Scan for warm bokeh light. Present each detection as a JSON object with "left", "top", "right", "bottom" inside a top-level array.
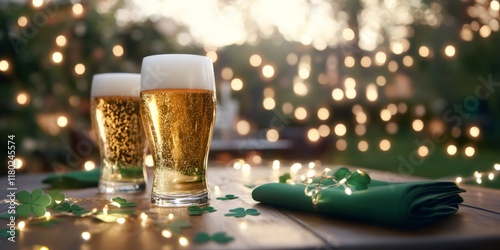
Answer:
[
  {"left": 318, "top": 124, "right": 330, "bottom": 137},
  {"left": 446, "top": 144, "right": 457, "bottom": 156},
  {"left": 380, "top": 109, "right": 391, "bottom": 121},
  {"left": 366, "top": 84, "right": 378, "bottom": 102},
  {"left": 221, "top": 67, "right": 233, "bottom": 80},
  {"left": 345, "top": 88, "right": 357, "bottom": 99},
  {"left": 81, "top": 232, "right": 91, "bottom": 241},
  {"left": 412, "top": 119, "right": 424, "bottom": 132},
  {"left": 266, "top": 129, "right": 279, "bottom": 142},
  {"left": 344, "top": 77, "right": 356, "bottom": 89},
  {"left": 402, "top": 55, "right": 413, "bottom": 67},
  {"left": 376, "top": 76, "right": 386, "bottom": 86},
  {"left": 444, "top": 45, "right": 456, "bottom": 57},
  {"left": 145, "top": 154, "right": 154, "bottom": 167},
  {"left": 334, "top": 123, "right": 347, "bottom": 136},
  {"left": 263, "top": 97, "right": 275, "bottom": 110},
  {"left": 32, "top": 0, "right": 43, "bottom": 8},
  {"left": 418, "top": 146, "right": 429, "bottom": 157},
  {"left": 379, "top": 139, "right": 391, "bottom": 151},
  {"left": 52, "top": 52, "right": 63, "bottom": 64},
  {"left": 262, "top": 65, "right": 275, "bottom": 78},
  {"left": 374, "top": 51, "right": 387, "bottom": 65},
  {"left": 307, "top": 128, "right": 320, "bottom": 142},
  {"left": 469, "top": 126, "right": 480, "bottom": 138},
  {"left": 336, "top": 139, "right": 347, "bottom": 151},
  {"left": 331, "top": 88, "right": 344, "bottom": 101},
  {"left": 74, "top": 63, "right": 86, "bottom": 75},
  {"left": 17, "top": 16, "right": 28, "bottom": 27},
  {"left": 231, "top": 78, "right": 243, "bottom": 91},
  {"left": 356, "top": 112, "right": 367, "bottom": 124},
  {"left": 72, "top": 3, "right": 84, "bottom": 16},
  {"left": 206, "top": 51, "right": 217, "bottom": 62},
  {"left": 17, "top": 92, "right": 30, "bottom": 105},
  {"left": 0, "top": 60, "right": 9, "bottom": 71},
  {"left": 358, "top": 140, "right": 369, "bottom": 152},
  {"left": 355, "top": 124, "right": 366, "bottom": 136},
  {"left": 294, "top": 107, "right": 307, "bottom": 120},
  {"left": 342, "top": 28, "right": 355, "bottom": 41},
  {"left": 387, "top": 61, "right": 398, "bottom": 72},
  {"left": 398, "top": 103, "right": 408, "bottom": 114},
  {"left": 293, "top": 81, "right": 308, "bottom": 96},
  {"left": 479, "top": 25, "right": 491, "bottom": 38},
  {"left": 249, "top": 54, "right": 262, "bottom": 67},
  {"left": 464, "top": 146, "right": 475, "bottom": 157},
  {"left": 344, "top": 56, "right": 355, "bottom": 67},
  {"left": 317, "top": 108, "right": 330, "bottom": 120},
  {"left": 386, "top": 122, "right": 398, "bottom": 134},
  {"left": 56, "top": 35, "right": 67, "bottom": 47},
  {"left": 236, "top": 120, "right": 251, "bottom": 135},
  {"left": 57, "top": 116, "right": 68, "bottom": 127},
  {"left": 84, "top": 160, "right": 96, "bottom": 171},
  {"left": 419, "top": 45, "right": 430, "bottom": 57},
  {"left": 282, "top": 102, "right": 293, "bottom": 115},
  {"left": 113, "top": 45, "right": 124, "bottom": 57},
  {"left": 263, "top": 87, "right": 274, "bottom": 98},
  {"left": 360, "top": 56, "right": 372, "bottom": 67}
]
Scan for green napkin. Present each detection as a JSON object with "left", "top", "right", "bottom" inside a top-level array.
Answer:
[
  {"left": 252, "top": 180, "right": 465, "bottom": 228},
  {"left": 42, "top": 168, "right": 100, "bottom": 188}
]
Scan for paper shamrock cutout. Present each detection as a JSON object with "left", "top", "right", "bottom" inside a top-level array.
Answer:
[
  {"left": 187, "top": 206, "right": 217, "bottom": 216},
  {"left": 216, "top": 194, "right": 238, "bottom": 201},
  {"left": 111, "top": 197, "right": 136, "bottom": 207},
  {"left": 194, "top": 232, "right": 234, "bottom": 244},
  {"left": 16, "top": 189, "right": 52, "bottom": 217},
  {"left": 55, "top": 202, "right": 90, "bottom": 215},
  {"left": 224, "top": 207, "right": 260, "bottom": 218}
]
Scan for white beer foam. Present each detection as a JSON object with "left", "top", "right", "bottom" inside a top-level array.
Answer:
[
  {"left": 91, "top": 73, "right": 141, "bottom": 97},
  {"left": 141, "top": 54, "right": 215, "bottom": 91}
]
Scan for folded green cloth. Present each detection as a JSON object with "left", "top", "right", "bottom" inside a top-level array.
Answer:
[
  {"left": 252, "top": 179, "right": 465, "bottom": 228},
  {"left": 42, "top": 168, "right": 100, "bottom": 188}
]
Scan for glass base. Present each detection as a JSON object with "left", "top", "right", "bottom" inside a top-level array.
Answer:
[
  {"left": 151, "top": 191, "right": 209, "bottom": 207},
  {"left": 99, "top": 180, "right": 146, "bottom": 194}
]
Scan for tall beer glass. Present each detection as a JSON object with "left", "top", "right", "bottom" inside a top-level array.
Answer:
[
  {"left": 140, "top": 54, "right": 216, "bottom": 207},
  {"left": 90, "top": 73, "right": 147, "bottom": 194}
]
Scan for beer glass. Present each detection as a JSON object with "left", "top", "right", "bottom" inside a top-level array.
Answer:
[
  {"left": 90, "top": 73, "right": 147, "bottom": 194},
  {"left": 140, "top": 54, "right": 216, "bottom": 207}
]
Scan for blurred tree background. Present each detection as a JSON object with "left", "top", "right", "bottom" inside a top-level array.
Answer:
[{"left": 1, "top": 0, "right": 499, "bottom": 189}]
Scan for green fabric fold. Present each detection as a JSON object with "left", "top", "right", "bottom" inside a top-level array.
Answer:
[
  {"left": 252, "top": 179, "right": 465, "bottom": 228},
  {"left": 42, "top": 168, "right": 100, "bottom": 189}
]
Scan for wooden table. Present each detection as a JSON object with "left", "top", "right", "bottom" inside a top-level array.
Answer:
[{"left": 1, "top": 165, "right": 500, "bottom": 250}]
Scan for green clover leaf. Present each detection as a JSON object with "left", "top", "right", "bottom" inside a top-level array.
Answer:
[
  {"left": 333, "top": 167, "right": 351, "bottom": 180},
  {"left": 16, "top": 189, "right": 51, "bottom": 217},
  {"left": 47, "top": 190, "right": 65, "bottom": 208},
  {"left": 216, "top": 194, "right": 239, "bottom": 201},
  {"left": 111, "top": 197, "right": 136, "bottom": 208},
  {"left": 279, "top": 173, "right": 292, "bottom": 183},
  {"left": 194, "top": 232, "right": 234, "bottom": 244},
  {"left": 55, "top": 202, "right": 90, "bottom": 215},
  {"left": 187, "top": 206, "right": 217, "bottom": 216},
  {"left": 224, "top": 207, "right": 260, "bottom": 218}
]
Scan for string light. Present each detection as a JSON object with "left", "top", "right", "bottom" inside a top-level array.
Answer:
[
  {"left": 72, "top": 3, "right": 84, "bottom": 16},
  {"left": 112, "top": 45, "right": 124, "bottom": 57},
  {"left": 231, "top": 78, "right": 243, "bottom": 91},
  {"left": 81, "top": 232, "right": 91, "bottom": 241},
  {"left": 262, "top": 65, "right": 275, "bottom": 78},
  {"left": 17, "top": 16, "right": 28, "bottom": 27}
]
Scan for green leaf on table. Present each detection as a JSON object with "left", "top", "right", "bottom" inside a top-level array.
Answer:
[
  {"left": 243, "top": 184, "right": 256, "bottom": 189},
  {"left": 224, "top": 207, "right": 260, "bottom": 218},
  {"left": 279, "top": 173, "right": 292, "bottom": 183},
  {"left": 16, "top": 189, "right": 52, "bottom": 217},
  {"left": 216, "top": 194, "right": 239, "bottom": 201},
  {"left": 194, "top": 232, "right": 234, "bottom": 244},
  {"left": 47, "top": 190, "right": 65, "bottom": 208},
  {"left": 56, "top": 202, "right": 72, "bottom": 212},
  {"left": 111, "top": 197, "right": 136, "bottom": 208},
  {"left": 187, "top": 206, "right": 217, "bottom": 216},
  {"left": 168, "top": 220, "right": 192, "bottom": 234},
  {"left": 70, "top": 204, "right": 90, "bottom": 215},
  {"left": 0, "top": 228, "right": 18, "bottom": 239}
]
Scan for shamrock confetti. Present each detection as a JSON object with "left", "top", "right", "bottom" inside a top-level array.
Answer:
[
  {"left": 55, "top": 202, "right": 90, "bottom": 215},
  {"left": 187, "top": 206, "right": 217, "bottom": 216},
  {"left": 333, "top": 167, "right": 371, "bottom": 190},
  {"left": 224, "top": 207, "right": 260, "bottom": 218},
  {"left": 16, "top": 189, "right": 52, "bottom": 217},
  {"left": 216, "top": 194, "right": 239, "bottom": 201},
  {"left": 111, "top": 197, "right": 136, "bottom": 207},
  {"left": 194, "top": 232, "right": 234, "bottom": 244},
  {"left": 164, "top": 220, "right": 192, "bottom": 234}
]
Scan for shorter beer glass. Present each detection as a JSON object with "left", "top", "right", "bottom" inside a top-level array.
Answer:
[
  {"left": 90, "top": 73, "right": 147, "bottom": 193},
  {"left": 140, "top": 54, "right": 216, "bottom": 207}
]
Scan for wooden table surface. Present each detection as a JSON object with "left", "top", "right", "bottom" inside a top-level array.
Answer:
[{"left": 1, "top": 164, "right": 500, "bottom": 250}]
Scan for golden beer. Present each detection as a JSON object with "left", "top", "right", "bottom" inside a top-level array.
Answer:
[
  {"left": 90, "top": 73, "right": 146, "bottom": 193},
  {"left": 140, "top": 89, "right": 215, "bottom": 199},
  {"left": 140, "top": 54, "right": 216, "bottom": 206}
]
